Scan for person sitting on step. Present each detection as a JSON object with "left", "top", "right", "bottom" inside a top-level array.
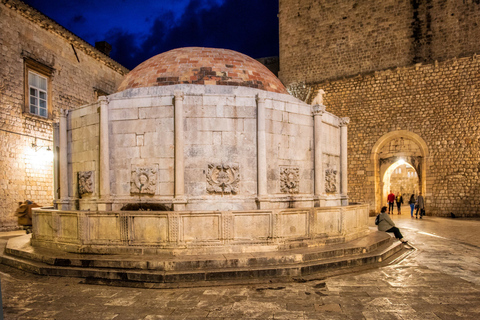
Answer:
[{"left": 377, "top": 206, "right": 408, "bottom": 243}]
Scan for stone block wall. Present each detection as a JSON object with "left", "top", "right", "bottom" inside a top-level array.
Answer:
[
  {"left": 265, "top": 97, "right": 315, "bottom": 196},
  {"left": 69, "top": 103, "right": 100, "bottom": 200},
  {"left": 107, "top": 94, "right": 175, "bottom": 200},
  {"left": 314, "top": 56, "right": 480, "bottom": 217},
  {"left": 183, "top": 93, "right": 257, "bottom": 205},
  {"left": 0, "top": 0, "right": 126, "bottom": 230},
  {"left": 64, "top": 85, "right": 346, "bottom": 212},
  {"left": 279, "top": 0, "right": 480, "bottom": 85}
]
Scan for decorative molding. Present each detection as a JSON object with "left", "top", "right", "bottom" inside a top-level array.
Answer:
[
  {"left": 169, "top": 212, "right": 179, "bottom": 242},
  {"left": 119, "top": 213, "right": 129, "bottom": 242},
  {"left": 286, "top": 82, "right": 312, "bottom": 102},
  {"left": 206, "top": 163, "right": 240, "bottom": 194},
  {"left": 130, "top": 166, "right": 157, "bottom": 194},
  {"left": 256, "top": 92, "right": 267, "bottom": 103},
  {"left": 339, "top": 117, "right": 350, "bottom": 127},
  {"left": 78, "top": 171, "right": 94, "bottom": 195},
  {"left": 325, "top": 168, "right": 338, "bottom": 193},
  {"left": 312, "top": 104, "right": 326, "bottom": 116},
  {"left": 280, "top": 167, "right": 300, "bottom": 194},
  {"left": 223, "top": 212, "right": 233, "bottom": 241},
  {"left": 174, "top": 90, "right": 184, "bottom": 101}
]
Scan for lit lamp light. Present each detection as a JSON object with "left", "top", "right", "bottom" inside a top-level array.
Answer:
[
  {"left": 398, "top": 158, "right": 405, "bottom": 165},
  {"left": 31, "top": 139, "right": 52, "bottom": 152},
  {"left": 29, "top": 139, "right": 54, "bottom": 169}
]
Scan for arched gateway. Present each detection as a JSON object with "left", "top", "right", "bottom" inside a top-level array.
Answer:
[{"left": 371, "top": 131, "right": 429, "bottom": 213}]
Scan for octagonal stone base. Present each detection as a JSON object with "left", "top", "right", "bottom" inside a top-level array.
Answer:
[{"left": 32, "top": 204, "right": 369, "bottom": 255}]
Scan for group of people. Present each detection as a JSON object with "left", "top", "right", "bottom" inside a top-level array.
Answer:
[
  {"left": 378, "top": 191, "right": 426, "bottom": 244},
  {"left": 386, "top": 191, "right": 425, "bottom": 219}
]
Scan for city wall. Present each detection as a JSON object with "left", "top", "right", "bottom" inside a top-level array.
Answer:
[{"left": 313, "top": 56, "right": 480, "bottom": 216}]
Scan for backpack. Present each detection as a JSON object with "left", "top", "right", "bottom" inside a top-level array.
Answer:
[{"left": 375, "top": 214, "right": 380, "bottom": 225}]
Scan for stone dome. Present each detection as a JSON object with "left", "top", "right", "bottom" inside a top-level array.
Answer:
[{"left": 117, "top": 47, "right": 287, "bottom": 94}]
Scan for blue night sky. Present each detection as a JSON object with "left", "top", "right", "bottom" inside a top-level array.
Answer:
[{"left": 21, "top": 0, "right": 279, "bottom": 70}]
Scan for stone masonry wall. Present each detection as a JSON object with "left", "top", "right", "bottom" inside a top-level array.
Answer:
[
  {"left": 314, "top": 56, "right": 480, "bottom": 217},
  {"left": 0, "top": 1, "right": 126, "bottom": 230},
  {"left": 279, "top": 0, "right": 480, "bottom": 85}
]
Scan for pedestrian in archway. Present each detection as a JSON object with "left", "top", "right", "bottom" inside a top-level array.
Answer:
[
  {"left": 387, "top": 191, "right": 395, "bottom": 214},
  {"left": 396, "top": 193, "right": 403, "bottom": 215},
  {"left": 377, "top": 206, "right": 408, "bottom": 243},
  {"left": 408, "top": 194, "right": 415, "bottom": 217},
  {"left": 416, "top": 192, "right": 425, "bottom": 219}
]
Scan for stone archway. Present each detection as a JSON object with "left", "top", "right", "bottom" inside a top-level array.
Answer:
[
  {"left": 382, "top": 160, "right": 420, "bottom": 205},
  {"left": 371, "top": 131, "right": 428, "bottom": 213}
]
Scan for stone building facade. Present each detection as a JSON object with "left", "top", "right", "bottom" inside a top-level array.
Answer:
[
  {"left": 0, "top": 0, "right": 127, "bottom": 230},
  {"left": 279, "top": 0, "right": 480, "bottom": 216}
]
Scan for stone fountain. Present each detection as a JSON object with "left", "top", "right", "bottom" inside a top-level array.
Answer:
[{"left": 31, "top": 48, "right": 369, "bottom": 256}]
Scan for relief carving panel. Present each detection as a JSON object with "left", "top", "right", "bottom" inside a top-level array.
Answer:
[
  {"left": 78, "top": 171, "right": 94, "bottom": 195},
  {"left": 131, "top": 166, "right": 157, "bottom": 194},
  {"left": 280, "top": 167, "right": 299, "bottom": 194},
  {"left": 325, "top": 168, "right": 337, "bottom": 194},
  {"left": 206, "top": 163, "right": 240, "bottom": 194}
]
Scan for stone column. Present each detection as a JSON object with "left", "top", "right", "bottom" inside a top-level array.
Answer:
[
  {"left": 58, "top": 109, "right": 69, "bottom": 210},
  {"left": 98, "top": 96, "right": 112, "bottom": 211},
  {"left": 340, "top": 117, "right": 350, "bottom": 206},
  {"left": 173, "top": 91, "right": 186, "bottom": 210},
  {"left": 52, "top": 123, "right": 60, "bottom": 202},
  {"left": 256, "top": 94, "right": 268, "bottom": 208},
  {"left": 313, "top": 104, "right": 326, "bottom": 206}
]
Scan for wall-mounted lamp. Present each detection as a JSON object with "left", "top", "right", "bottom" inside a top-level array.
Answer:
[{"left": 31, "top": 138, "right": 52, "bottom": 152}]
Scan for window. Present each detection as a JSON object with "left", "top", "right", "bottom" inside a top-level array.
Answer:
[
  {"left": 28, "top": 71, "right": 48, "bottom": 117},
  {"left": 24, "top": 58, "right": 53, "bottom": 119}
]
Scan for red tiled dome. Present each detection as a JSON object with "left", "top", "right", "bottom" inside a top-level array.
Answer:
[{"left": 117, "top": 47, "right": 287, "bottom": 94}]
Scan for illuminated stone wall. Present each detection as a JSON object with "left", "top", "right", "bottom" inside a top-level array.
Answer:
[
  {"left": 279, "top": 0, "right": 480, "bottom": 217},
  {"left": 0, "top": 0, "right": 127, "bottom": 230},
  {"left": 312, "top": 57, "right": 480, "bottom": 217},
  {"left": 279, "top": 0, "right": 480, "bottom": 86}
]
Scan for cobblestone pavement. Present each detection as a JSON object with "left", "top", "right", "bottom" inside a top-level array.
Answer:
[{"left": 1, "top": 212, "right": 480, "bottom": 319}]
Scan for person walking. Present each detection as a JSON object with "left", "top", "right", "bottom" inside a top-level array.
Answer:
[
  {"left": 415, "top": 192, "right": 425, "bottom": 219},
  {"left": 408, "top": 194, "right": 415, "bottom": 218},
  {"left": 396, "top": 193, "right": 403, "bottom": 215},
  {"left": 387, "top": 191, "right": 395, "bottom": 214},
  {"left": 377, "top": 206, "right": 407, "bottom": 243}
]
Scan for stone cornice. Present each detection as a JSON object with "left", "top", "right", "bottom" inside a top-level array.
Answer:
[{"left": 2, "top": 0, "right": 129, "bottom": 76}]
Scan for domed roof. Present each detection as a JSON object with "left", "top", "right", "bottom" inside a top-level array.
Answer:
[{"left": 117, "top": 47, "right": 287, "bottom": 94}]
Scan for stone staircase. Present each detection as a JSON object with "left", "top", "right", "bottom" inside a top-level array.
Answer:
[{"left": 1, "top": 231, "right": 404, "bottom": 287}]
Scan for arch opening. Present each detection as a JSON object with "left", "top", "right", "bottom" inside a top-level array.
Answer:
[
  {"left": 371, "top": 131, "right": 428, "bottom": 213},
  {"left": 382, "top": 160, "right": 419, "bottom": 205}
]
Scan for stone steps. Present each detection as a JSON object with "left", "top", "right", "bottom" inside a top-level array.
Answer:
[{"left": 0, "top": 231, "right": 404, "bottom": 285}]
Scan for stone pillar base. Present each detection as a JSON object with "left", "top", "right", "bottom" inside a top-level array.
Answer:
[
  {"left": 54, "top": 199, "right": 70, "bottom": 211},
  {"left": 341, "top": 196, "right": 349, "bottom": 206},
  {"left": 256, "top": 196, "right": 272, "bottom": 210},
  {"left": 97, "top": 201, "right": 112, "bottom": 211},
  {"left": 314, "top": 195, "right": 327, "bottom": 207},
  {"left": 173, "top": 198, "right": 187, "bottom": 211}
]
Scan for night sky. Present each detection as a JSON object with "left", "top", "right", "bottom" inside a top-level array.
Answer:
[{"left": 21, "top": 0, "right": 279, "bottom": 70}]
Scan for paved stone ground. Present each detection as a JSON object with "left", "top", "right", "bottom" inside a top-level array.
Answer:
[{"left": 1, "top": 210, "right": 479, "bottom": 319}]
